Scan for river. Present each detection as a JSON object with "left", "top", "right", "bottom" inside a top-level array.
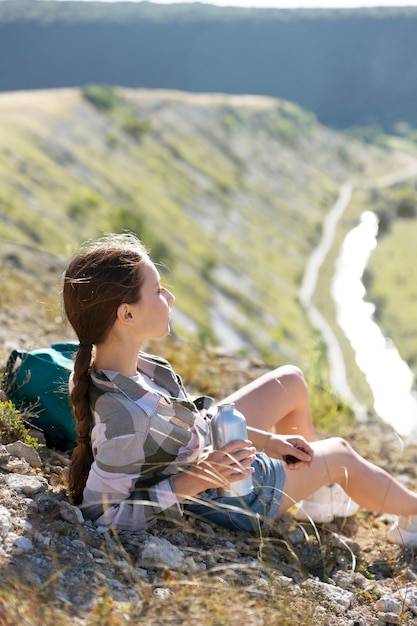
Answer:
[
  {"left": 331, "top": 211, "right": 417, "bottom": 438},
  {"left": 300, "top": 156, "right": 417, "bottom": 439}
]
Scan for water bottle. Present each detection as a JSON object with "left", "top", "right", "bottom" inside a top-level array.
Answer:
[{"left": 210, "top": 402, "right": 254, "bottom": 497}]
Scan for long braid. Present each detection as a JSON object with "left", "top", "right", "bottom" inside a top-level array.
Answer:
[{"left": 68, "top": 344, "right": 94, "bottom": 504}]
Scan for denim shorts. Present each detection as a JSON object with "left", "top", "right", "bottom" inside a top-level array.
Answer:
[{"left": 185, "top": 452, "right": 285, "bottom": 531}]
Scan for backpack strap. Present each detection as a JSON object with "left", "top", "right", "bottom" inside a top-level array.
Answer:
[{"left": 3, "top": 349, "right": 26, "bottom": 396}]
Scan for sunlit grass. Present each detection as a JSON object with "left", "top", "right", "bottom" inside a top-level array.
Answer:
[{"left": 367, "top": 216, "right": 417, "bottom": 372}]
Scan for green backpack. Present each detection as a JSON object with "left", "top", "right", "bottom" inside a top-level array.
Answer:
[{"left": 4, "top": 342, "right": 79, "bottom": 451}]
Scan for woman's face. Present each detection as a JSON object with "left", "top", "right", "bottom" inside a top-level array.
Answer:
[{"left": 132, "top": 258, "right": 175, "bottom": 340}]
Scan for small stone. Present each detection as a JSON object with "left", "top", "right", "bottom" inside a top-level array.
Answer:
[
  {"left": 196, "top": 521, "right": 216, "bottom": 536},
  {"left": 374, "top": 596, "right": 402, "bottom": 615},
  {"left": 376, "top": 612, "right": 401, "bottom": 625},
  {"left": 6, "top": 474, "right": 48, "bottom": 496},
  {"left": 394, "top": 584, "right": 417, "bottom": 615},
  {"left": 59, "top": 502, "right": 84, "bottom": 524},
  {"left": 153, "top": 587, "right": 173, "bottom": 601},
  {"left": 24, "top": 571, "right": 42, "bottom": 586},
  {"left": 0, "top": 445, "right": 11, "bottom": 465},
  {"left": 6, "top": 441, "right": 42, "bottom": 468},
  {"left": 0, "top": 505, "right": 12, "bottom": 538},
  {"left": 7, "top": 535, "right": 33, "bottom": 555},
  {"left": 90, "top": 548, "right": 108, "bottom": 560},
  {"left": 275, "top": 575, "right": 293, "bottom": 588},
  {"left": 302, "top": 578, "right": 352, "bottom": 612},
  {"left": 13, "top": 518, "right": 32, "bottom": 533},
  {"left": 141, "top": 537, "right": 186, "bottom": 569},
  {"left": 287, "top": 527, "right": 305, "bottom": 544},
  {"left": 332, "top": 571, "right": 355, "bottom": 589},
  {"left": 3, "top": 458, "right": 30, "bottom": 473}
]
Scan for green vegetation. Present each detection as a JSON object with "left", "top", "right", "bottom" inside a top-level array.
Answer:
[
  {"left": 0, "top": 86, "right": 407, "bottom": 388},
  {"left": 81, "top": 85, "right": 120, "bottom": 112},
  {"left": 0, "top": 400, "right": 38, "bottom": 447},
  {"left": 366, "top": 181, "right": 417, "bottom": 373},
  {"left": 345, "top": 125, "right": 390, "bottom": 148},
  {"left": 121, "top": 113, "right": 151, "bottom": 142},
  {"left": 0, "top": 88, "right": 415, "bottom": 622},
  {"left": 2, "top": 3, "right": 417, "bottom": 132}
]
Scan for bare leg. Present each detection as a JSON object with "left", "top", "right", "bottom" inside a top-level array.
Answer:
[
  {"left": 279, "top": 437, "right": 417, "bottom": 517},
  {"left": 220, "top": 365, "right": 316, "bottom": 441}
]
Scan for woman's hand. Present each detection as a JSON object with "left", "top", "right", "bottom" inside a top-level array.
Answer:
[
  {"left": 199, "top": 439, "right": 256, "bottom": 487},
  {"left": 173, "top": 440, "right": 256, "bottom": 501},
  {"left": 260, "top": 432, "right": 313, "bottom": 469}
]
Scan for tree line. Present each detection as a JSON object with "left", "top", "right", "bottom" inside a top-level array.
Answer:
[{"left": 1, "top": 1, "right": 417, "bottom": 132}]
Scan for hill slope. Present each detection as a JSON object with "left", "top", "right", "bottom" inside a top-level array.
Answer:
[{"left": 0, "top": 86, "right": 404, "bottom": 372}]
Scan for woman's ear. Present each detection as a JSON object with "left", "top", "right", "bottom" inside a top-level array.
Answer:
[{"left": 116, "top": 303, "right": 134, "bottom": 324}]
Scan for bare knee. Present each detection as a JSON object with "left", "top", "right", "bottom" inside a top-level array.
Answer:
[
  {"left": 319, "top": 436, "right": 360, "bottom": 484},
  {"left": 272, "top": 365, "right": 309, "bottom": 402},
  {"left": 327, "top": 436, "right": 355, "bottom": 455}
]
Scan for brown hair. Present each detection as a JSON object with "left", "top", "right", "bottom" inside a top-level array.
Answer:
[{"left": 63, "top": 233, "right": 148, "bottom": 504}]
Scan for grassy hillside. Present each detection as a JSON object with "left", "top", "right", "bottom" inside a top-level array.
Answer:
[
  {"left": 0, "top": 86, "right": 405, "bottom": 383},
  {"left": 2, "top": 87, "right": 417, "bottom": 626}
]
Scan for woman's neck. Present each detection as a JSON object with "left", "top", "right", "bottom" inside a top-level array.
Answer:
[{"left": 93, "top": 336, "right": 142, "bottom": 377}]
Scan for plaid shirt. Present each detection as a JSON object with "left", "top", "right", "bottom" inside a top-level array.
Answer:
[{"left": 80, "top": 352, "right": 213, "bottom": 530}]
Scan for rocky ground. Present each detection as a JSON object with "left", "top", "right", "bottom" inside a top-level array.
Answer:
[
  {"left": 0, "top": 248, "right": 417, "bottom": 624},
  {"left": 0, "top": 429, "right": 416, "bottom": 625}
]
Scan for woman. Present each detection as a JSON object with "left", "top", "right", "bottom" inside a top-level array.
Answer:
[{"left": 63, "top": 233, "right": 417, "bottom": 546}]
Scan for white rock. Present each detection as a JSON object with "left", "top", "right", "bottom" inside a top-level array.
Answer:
[
  {"left": 6, "top": 441, "right": 42, "bottom": 468},
  {"left": 6, "top": 474, "right": 48, "bottom": 495},
  {"left": 13, "top": 518, "right": 32, "bottom": 532},
  {"left": 141, "top": 537, "right": 186, "bottom": 569},
  {"left": 394, "top": 584, "right": 417, "bottom": 615},
  {"left": 332, "top": 571, "right": 355, "bottom": 589},
  {"left": 0, "top": 445, "right": 11, "bottom": 464},
  {"left": 374, "top": 596, "right": 402, "bottom": 615},
  {"left": 59, "top": 501, "right": 84, "bottom": 524},
  {"left": 302, "top": 578, "right": 352, "bottom": 612},
  {"left": 3, "top": 457, "right": 30, "bottom": 473},
  {"left": 5, "top": 534, "right": 33, "bottom": 555},
  {"left": 13, "top": 536, "right": 34, "bottom": 554},
  {"left": 0, "top": 505, "right": 12, "bottom": 538},
  {"left": 153, "top": 587, "right": 173, "bottom": 600},
  {"left": 376, "top": 611, "right": 401, "bottom": 625}
]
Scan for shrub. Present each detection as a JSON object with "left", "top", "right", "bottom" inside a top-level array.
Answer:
[
  {"left": 149, "top": 239, "right": 174, "bottom": 273},
  {"left": 82, "top": 84, "right": 120, "bottom": 112},
  {"left": 393, "top": 188, "right": 416, "bottom": 218},
  {"left": 110, "top": 207, "right": 145, "bottom": 236},
  {"left": 0, "top": 400, "right": 38, "bottom": 447},
  {"left": 345, "top": 124, "right": 389, "bottom": 148},
  {"left": 197, "top": 323, "right": 218, "bottom": 348},
  {"left": 121, "top": 113, "right": 151, "bottom": 141},
  {"left": 67, "top": 191, "right": 101, "bottom": 221}
]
